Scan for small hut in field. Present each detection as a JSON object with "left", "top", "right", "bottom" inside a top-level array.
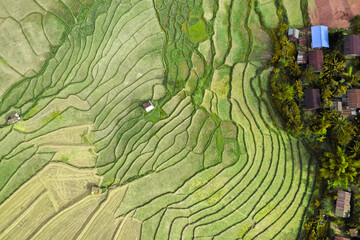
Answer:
[
  {"left": 91, "top": 187, "right": 102, "bottom": 196},
  {"left": 142, "top": 101, "right": 155, "bottom": 112},
  {"left": 7, "top": 113, "right": 20, "bottom": 124}
]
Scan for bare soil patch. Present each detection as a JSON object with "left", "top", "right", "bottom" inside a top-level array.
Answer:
[{"left": 309, "top": 0, "right": 360, "bottom": 29}]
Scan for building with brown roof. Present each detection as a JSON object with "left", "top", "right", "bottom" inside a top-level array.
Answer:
[
  {"left": 308, "top": 49, "right": 324, "bottom": 72},
  {"left": 297, "top": 52, "right": 307, "bottom": 64},
  {"left": 335, "top": 190, "right": 351, "bottom": 218},
  {"left": 142, "top": 100, "right": 155, "bottom": 112},
  {"left": 304, "top": 89, "right": 321, "bottom": 109},
  {"left": 344, "top": 34, "right": 360, "bottom": 56},
  {"left": 348, "top": 89, "right": 360, "bottom": 108}
]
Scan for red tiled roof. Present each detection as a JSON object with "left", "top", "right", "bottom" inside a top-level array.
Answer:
[
  {"left": 344, "top": 35, "right": 360, "bottom": 56},
  {"left": 348, "top": 89, "right": 360, "bottom": 108},
  {"left": 304, "top": 89, "right": 321, "bottom": 109},
  {"left": 308, "top": 50, "right": 324, "bottom": 72},
  {"left": 335, "top": 190, "right": 351, "bottom": 218}
]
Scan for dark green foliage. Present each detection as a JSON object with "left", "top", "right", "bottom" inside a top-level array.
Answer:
[
  {"left": 319, "top": 147, "right": 359, "bottom": 187},
  {"left": 329, "top": 116, "right": 357, "bottom": 146},
  {"left": 350, "top": 14, "right": 360, "bottom": 34},
  {"left": 328, "top": 29, "right": 344, "bottom": 51},
  {"left": 77, "top": 0, "right": 111, "bottom": 36}
]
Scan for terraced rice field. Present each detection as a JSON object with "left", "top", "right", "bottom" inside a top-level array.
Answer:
[{"left": 0, "top": 0, "right": 314, "bottom": 239}]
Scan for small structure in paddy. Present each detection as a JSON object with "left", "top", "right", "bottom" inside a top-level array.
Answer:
[
  {"left": 142, "top": 101, "right": 155, "bottom": 112},
  {"left": 288, "top": 28, "right": 299, "bottom": 42},
  {"left": 311, "top": 25, "right": 329, "bottom": 48},
  {"left": 6, "top": 113, "right": 20, "bottom": 124},
  {"left": 335, "top": 190, "right": 351, "bottom": 218},
  {"left": 91, "top": 187, "right": 102, "bottom": 195},
  {"left": 343, "top": 34, "right": 360, "bottom": 56},
  {"left": 308, "top": 49, "right": 324, "bottom": 72},
  {"left": 304, "top": 89, "right": 321, "bottom": 109}
]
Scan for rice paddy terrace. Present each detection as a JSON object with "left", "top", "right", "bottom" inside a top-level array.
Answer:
[{"left": 0, "top": 0, "right": 314, "bottom": 239}]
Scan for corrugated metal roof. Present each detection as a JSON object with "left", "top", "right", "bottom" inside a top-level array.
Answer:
[
  {"left": 344, "top": 35, "right": 360, "bottom": 56},
  {"left": 335, "top": 190, "right": 351, "bottom": 218},
  {"left": 311, "top": 25, "right": 329, "bottom": 48},
  {"left": 304, "top": 89, "right": 321, "bottom": 109},
  {"left": 348, "top": 89, "right": 360, "bottom": 108},
  {"left": 308, "top": 50, "right": 324, "bottom": 72}
]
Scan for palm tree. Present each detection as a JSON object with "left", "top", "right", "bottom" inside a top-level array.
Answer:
[
  {"left": 329, "top": 116, "right": 356, "bottom": 146},
  {"left": 323, "top": 51, "right": 345, "bottom": 78},
  {"left": 320, "top": 146, "right": 357, "bottom": 187},
  {"left": 341, "top": 66, "right": 360, "bottom": 86},
  {"left": 349, "top": 140, "right": 360, "bottom": 158}
]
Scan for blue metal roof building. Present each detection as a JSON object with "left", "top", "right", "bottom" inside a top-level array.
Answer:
[{"left": 311, "top": 25, "right": 329, "bottom": 48}]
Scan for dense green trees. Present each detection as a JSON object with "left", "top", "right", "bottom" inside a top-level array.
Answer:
[
  {"left": 270, "top": 33, "right": 305, "bottom": 135},
  {"left": 350, "top": 14, "right": 360, "bottom": 34},
  {"left": 269, "top": 15, "right": 360, "bottom": 190},
  {"left": 319, "top": 147, "right": 359, "bottom": 187},
  {"left": 329, "top": 116, "right": 357, "bottom": 146}
]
